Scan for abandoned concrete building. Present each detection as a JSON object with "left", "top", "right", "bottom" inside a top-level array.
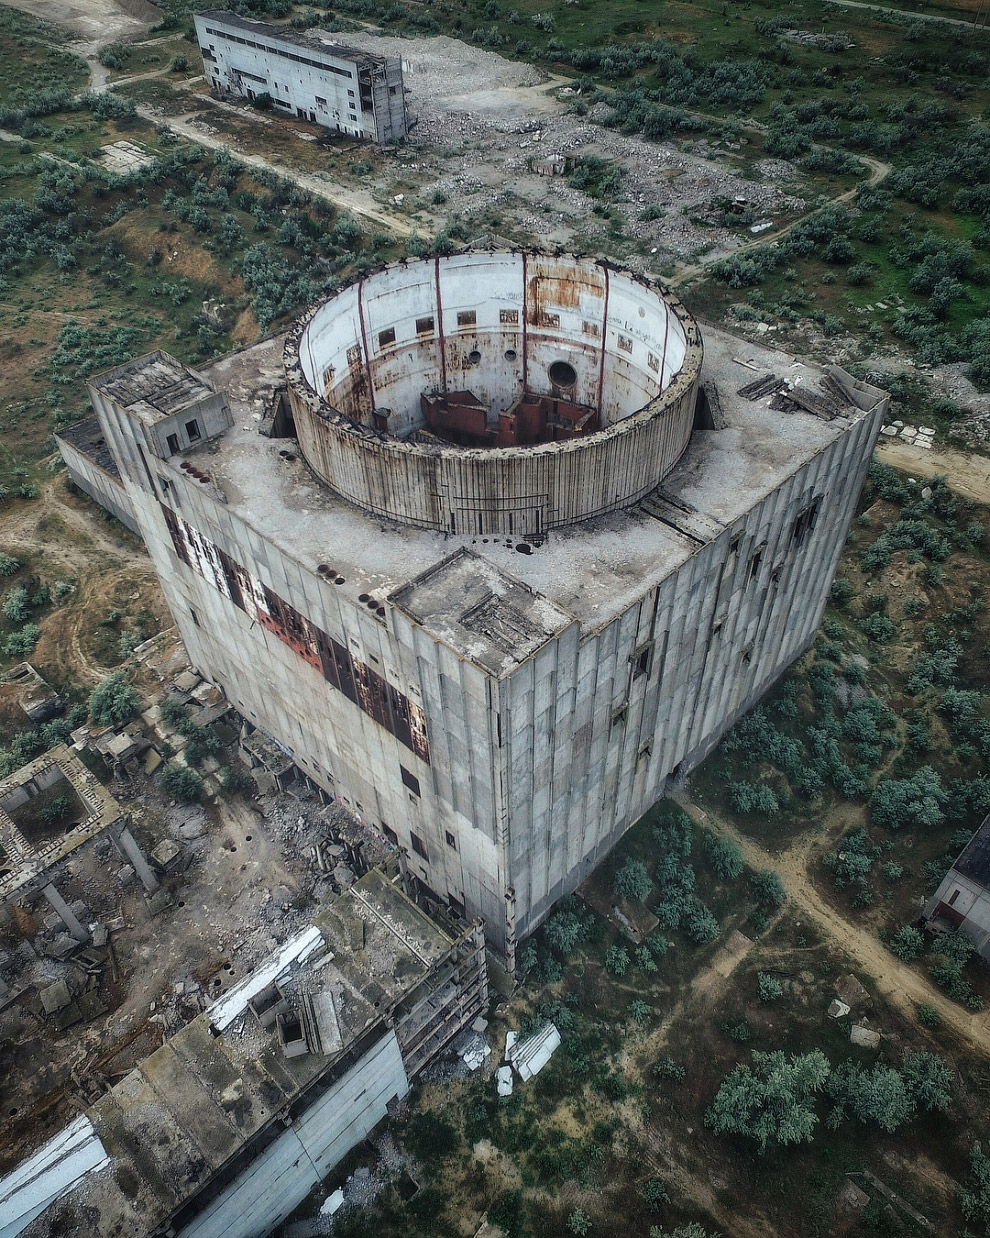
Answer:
[
  {"left": 1, "top": 868, "right": 488, "bottom": 1237},
  {"left": 61, "top": 252, "right": 888, "bottom": 960},
  {"left": 194, "top": 10, "right": 408, "bottom": 142},
  {"left": 924, "top": 814, "right": 990, "bottom": 960}
]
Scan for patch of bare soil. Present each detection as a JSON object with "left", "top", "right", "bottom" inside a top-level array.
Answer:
[{"left": 5, "top": 0, "right": 160, "bottom": 45}]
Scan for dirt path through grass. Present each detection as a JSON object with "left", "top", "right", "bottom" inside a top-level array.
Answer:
[
  {"left": 673, "top": 789, "right": 990, "bottom": 1055},
  {"left": 877, "top": 437, "right": 990, "bottom": 505}
]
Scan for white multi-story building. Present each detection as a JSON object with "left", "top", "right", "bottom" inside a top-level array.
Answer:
[
  {"left": 194, "top": 10, "right": 408, "bottom": 143},
  {"left": 70, "top": 252, "right": 888, "bottom": 963}
]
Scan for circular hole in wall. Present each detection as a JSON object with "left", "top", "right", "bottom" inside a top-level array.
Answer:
[
  {"left": 358, "top": 593, "right": 370, "bottom": 602},
  {"left": 548, "top": 360, "right": 576, "bottom": 387},
  {"left": 516, "top": 543, "right": 533, "bottom": 555},
  {"left": 9, "top": 1107, "right": 18, "bottom": 1117},
  {"left": 335, "top": 577, "right": 346, "bottom": 585},
  {"left": 468, "top": 350, "right": 481, "bottom": 364},
  {"left": 245, "top": 835, "right": 253, "bottom": 842},
  {"left": 504, "top": 348, "right": 517, "bottom": 361}
]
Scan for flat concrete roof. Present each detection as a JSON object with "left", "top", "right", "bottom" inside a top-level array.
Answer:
[
  {"left": 56, "top": 416, "right": 122, "bottom": 482},
  {"left": 197, "top": 9, "right": 385, "bottom": 70},
  {"left": 47, "top": 870, "right": 454, "bottom": 1237},
  {"left": 91, "top": 352, "right": 215, "bottom": 428},
  {"left": 195, "top": 325, "right": 882, "bottom": 663}
]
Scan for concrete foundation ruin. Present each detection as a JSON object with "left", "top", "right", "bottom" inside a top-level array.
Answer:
[
  {"left": 1, "top": 869, "right": 488, "bottom": 1238},
  {"left": 64, "top": 251, "right": 889, "bottom": 960}
]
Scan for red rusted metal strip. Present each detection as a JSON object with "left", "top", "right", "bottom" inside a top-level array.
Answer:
[{"left": 356, "top": 276, "right": 376, "bottom": 412}]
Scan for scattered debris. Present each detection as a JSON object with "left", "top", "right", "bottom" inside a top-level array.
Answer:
[
  {"left": 827, "top": 998, "right": 851, "bottom": 1019},
  {"left": 506, "top": 1022, "right": 560, "bottom": 1081}
]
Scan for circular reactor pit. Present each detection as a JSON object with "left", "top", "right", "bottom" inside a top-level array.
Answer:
[{"left": 283, "top": 252, "right": 703, "bottom": 537}]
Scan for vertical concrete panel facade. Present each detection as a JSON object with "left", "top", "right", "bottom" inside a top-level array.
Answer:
[{"left": 79, "top": 258, "right": 887, "bottom": 958}]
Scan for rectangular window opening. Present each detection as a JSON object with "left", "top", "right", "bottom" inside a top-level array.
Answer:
[
  {"left": 749, "top": 547, "right": 764, "bottom": 581},
  {"left": 185, "top": 418, "right": 201, "bottom": 442},
  {"left": 611, "top": 705, "right": 628, "bottom": 729},
  {"left": 382, "top": 823, "right": 398, "bottom": 846},
  {"left": 400, "top": 765, "right": 421, "bottom": 796},
  {"left": 948, "top": 888, "right": 960, "bottom": 906},
  {"left": 445, "top": 830, "right": 457, "bottom": 850},
  {"left": 415, "top": 316, "right": 435, "bottom": 335},
  {"left": 632, "top": 642, "right": 652, "bottom": 679},
  {"left": 378, "top": 326, "right": 396, "bottom": 348},
  {"left": 448, "top": 893, "right": 465, "bottom": 918},
  {"left": 791, "top": 497, "right": 821, "bottom": 548},
  {"left": 456, "top": 310, "right": 477, "bottom": 328},
  {"left": 411, "top": 831, "right": 428, "bottom": 861},
  {"left": 166, "top": 433, "right": 179, "bottom": 455}
]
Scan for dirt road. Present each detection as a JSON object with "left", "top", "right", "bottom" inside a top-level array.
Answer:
[
  {"left": 6, "top": 0, "right": 160, "bottom": 45},
  {"left": 877, "top": 437, "right": 990, "bottom": 504},
  {"left": 669, "top": 151, "right": 891, "bottom": 288},
  {"left": 673, "top": 789, "right": 990, "bottom": 1057},
  {"left": 819, "top": 0, "right": 986, "bottom": 27}
]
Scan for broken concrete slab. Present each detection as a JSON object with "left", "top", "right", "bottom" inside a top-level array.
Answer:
[
  {"left": 850, "top": 1023, "right": 881, "bottom": 1049},
  {"left": 40, "top": 979, "right": 73, "bottom": 1015},
  {"left": 827, "top": 998, "right": 851, "bottom": 1019},
  {"left": 496, "top": 1065, "right": 513, "bottom": 1097},
  {"left": 834, "top": 974, "right": 871, "bottom": 1008},
  {"left": 838, "top": 1179, "right": 870, "bottom": 1211}
]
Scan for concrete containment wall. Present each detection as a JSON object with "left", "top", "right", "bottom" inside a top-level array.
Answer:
[{"left": 285, "top": 254, "right": 702, "bottom": 537}]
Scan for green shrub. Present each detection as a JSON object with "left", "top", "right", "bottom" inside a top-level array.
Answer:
[
  {"left": 758, "top": 972, "right": 784, "bottom": 1002},
  {"left": 0, "top": 552, "right": 20, "bottom": 576},
  {"left": 704, "top": 834, "right": 743, "bottom": 880},
  {"left": 888, "top": 925, "right": 924, "bottom": 961},
  {"left": 89, "top": 673, "right": 139, "bottom": 726},
  {"left": 605, "top": 944, "right": 629, "bottom": 975},
  {"left": 4, "top": 624, "right": 40, "bottom": 656},
  {"left": 158, "top": 763, "right": 203, "bottom": 802},
  {"left": 916, "top": 1003, "right": 942, "bottom": 1027},
  {"left": 2, "top": 586, "right": 30, "bottom": 624},
  {"left": 614, "top": 858, "right": 653, "bottom": 901},
  {"left": 750, "top": 869, "right": 786, "bottom": 907}
]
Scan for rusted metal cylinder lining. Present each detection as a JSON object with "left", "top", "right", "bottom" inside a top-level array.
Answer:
[{"left": 283, "top": 252, "right": 703, "bottom": 536}]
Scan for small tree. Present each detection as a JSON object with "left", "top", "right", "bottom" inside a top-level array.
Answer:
[
  {"left": 705, "top": 1050, "right": 830, "bottom": 1152},
  {"left": 960, "top": 1144, "right": 990, "bottom": 1231},
  {"left": 750, "top": 869, "right": 786, "bottom": 908},
  {"left": 158, "top": 764, "right": 204, "bottom": 802},
  {"left": 614, "top": 858, "right": 653, "bottom": 902},
  {"left": 705, "top": 834, "right": 743, "bottom": 880},
  {"left": 758, "top": 973, "right": 783, "bottom": 1002},
  {"left": 89, "top": 673, "right": 140, "bottom": 727},
  {"left": 567, "top": 1209, "right": 591, "bottom": 1236},
  {"left": 2, "top": 586, "right": 30, "bottom": 624},
  {"left": 605, "top": 944, "right": 629, "bottom": 976},
  {"left": 0, "top": 552, "right": 20, "bottom": 576},
  {"left": 902, "top": 1051, "right": 952, "bottom": 1111},
  {"left": 826, "top": 1061, "right": 913, "bottom": 1132}
]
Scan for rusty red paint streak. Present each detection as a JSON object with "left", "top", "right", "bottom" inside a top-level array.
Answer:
[
  {"left": 521, "top": 251, "right": 528, "bottom": 391},
  {"left": 596, "top": 262, "right": 610, "bottom": 416},
  {"left": 356, "top": 277, "right": 376, "bottom": 413},
  {"left": 434, "top": 256, "right": 448, "bottom": 395},
  {"left": 158, "top": 503, "right": 429, "bottom": 763}
]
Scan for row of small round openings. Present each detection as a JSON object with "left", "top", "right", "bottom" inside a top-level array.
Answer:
[
  {"left": 318, "top": 564, "right": 346, "bottom": 585},
  {"left": 548, "top": 360, "right": 577, "bottom": 388}
]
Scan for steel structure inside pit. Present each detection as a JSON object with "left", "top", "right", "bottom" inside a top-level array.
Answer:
[{"left": 283, "top": 252, "right": 703, "bottom": 537}]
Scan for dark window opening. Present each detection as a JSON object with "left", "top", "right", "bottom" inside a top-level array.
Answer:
[
  {"left": 548, "top": 359, "right": 576, "bottom": 387},
  {"left": 400, "top": 765, "right": 421, "bottom": 796},
  {"left": 167, "top": 433, "right": 180, "bottom": 455},
  {"left": 948, "top": 888, "right": 960, "bottom": 906},
  {"left": 378, "top": 327, "right": 396, "bottom": 348},
  {"left": 457, "top": 310, "right": 477, "bottom": 327},
  {"left": 742, "top": 648, "right": 753, "bottom": 664},
  {"left": 448, "top": 893, "right": 465, "bottom": 918},
  {"left": 411, "top": 831, "right": 428, "bottom": 861},
  {"left": 791, "top": 498, "right": 821, "bottom": 548},
  {"left": 638, "top": 739, "right": 652, "bottom": 761},
  {"left": 712, "top": 621, "right": 723, "bottom": 638},
  {"left": 632, "top": 643, "right": 652, "bottom": 678},
  {"left": 415, "top": 316, "right": 435, "bottom": 335},
  {"left": 190, "top": 607, "right": 200, "bottom": 627},
  {"left": 185, "top": 418, "right": 201, "bottom": 442},
  {"left": 611, "top": 705, "right": 628, "bottom": 729},
  {"left": 445, "top": 830, "right": 457, "bottom": 850},
  {"left": 382, "top": 823, "right": 398, "bottom": 846},
  {"left": 749, "top": 547, "right": 763, "bottom": 581}
]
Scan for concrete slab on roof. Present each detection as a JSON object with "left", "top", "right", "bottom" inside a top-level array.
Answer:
[
  {"left": 389, "top": 548, "right": 576, "bottom": 676},
  {"left": 55, "top": 415, "right": 122, "bottom": 481},
  {"left": 29, "top": 869, "right": 457, "bottom": 1238},
  {"left": 952, "top": 815, "right": 990, "bottom": 889},
  {"left": 198, "top": 327, "right": 883, "bottom": 640},
  {"left": 90, "top": 351, "right": 215, "bottom": 426},
  {"left": 197, "top": 9, "right": 383, "bottom": 69}
]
